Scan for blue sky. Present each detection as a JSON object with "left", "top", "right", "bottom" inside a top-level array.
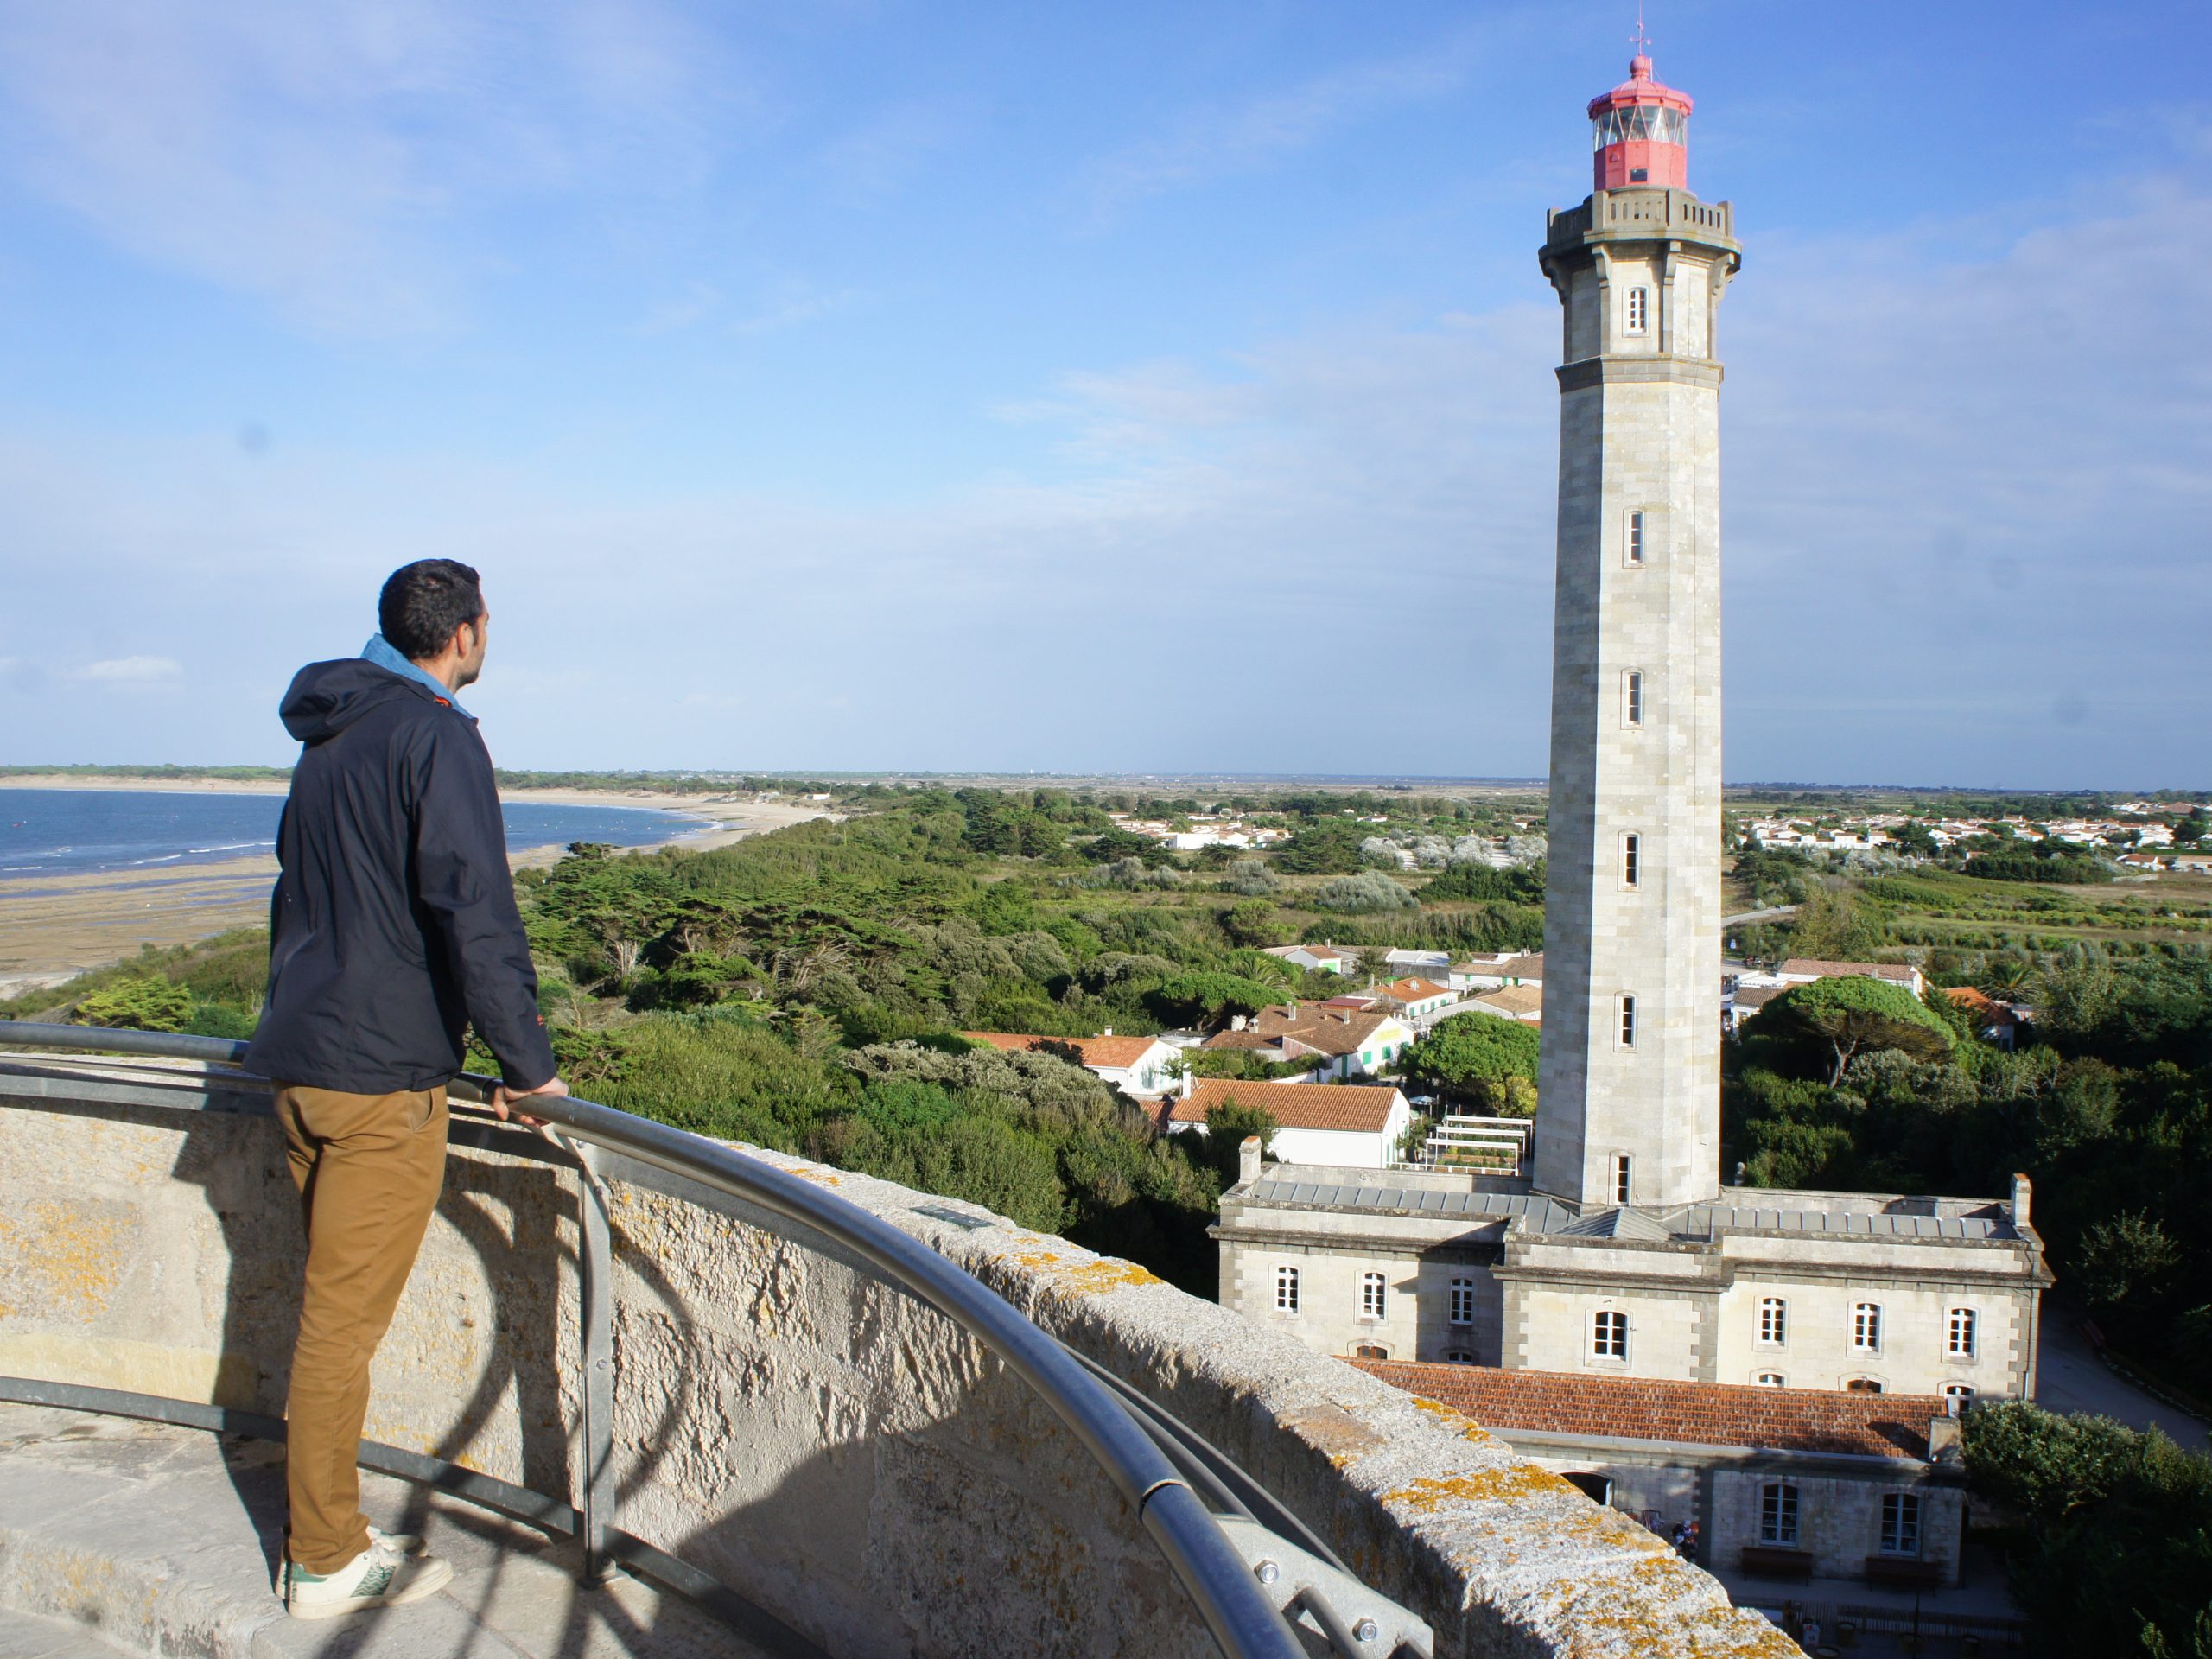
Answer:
[{"left": 0, "top": 1, "right": 2206, "bottom": 787}]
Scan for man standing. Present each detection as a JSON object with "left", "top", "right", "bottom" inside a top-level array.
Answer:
[{"left": 245, "top": 559, "right": 565, "bottom": 1620}]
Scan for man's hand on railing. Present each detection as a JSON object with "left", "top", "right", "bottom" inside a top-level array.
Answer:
[{"left": 492, "top": 1075, "right": 568, "bottom": 1128}]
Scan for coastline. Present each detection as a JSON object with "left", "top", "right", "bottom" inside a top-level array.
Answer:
[{"left": 0, "top": 781, "right": 833, "bottom": 993}]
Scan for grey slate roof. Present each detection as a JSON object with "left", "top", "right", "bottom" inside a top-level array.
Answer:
[
  {"left": 1554, "top": 1206, "right": 1676, "bottom": 1243},
  {"left": 1242, "top": 1178, "right": 1578, "bottom": 1232},
  {"left": 1680, "top": 1203, "right": 2012, "bottom": 1242}
]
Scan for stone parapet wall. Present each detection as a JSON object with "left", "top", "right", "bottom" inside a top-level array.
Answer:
[{"left": 0, "top": 1071, "right": 1795, "bottom": 1656}]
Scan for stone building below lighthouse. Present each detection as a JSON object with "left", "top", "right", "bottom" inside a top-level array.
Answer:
[{"left": 1211, "top": 48, "right": 2049, "bottom": 1459}]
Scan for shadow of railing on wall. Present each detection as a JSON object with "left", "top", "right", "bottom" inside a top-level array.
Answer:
[{"left": 0, "top": 1024, "right": 1421, "bottom": 1659}]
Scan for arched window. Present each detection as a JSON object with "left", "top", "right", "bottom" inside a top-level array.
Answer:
[
  {"left": 1592, "top": 1309, "right": 1629, "bottom": 1360},
  {"left": 1947, "top": 1306, "right": 1977, "bottom": 1358},
  {"left": 1360, "top": 1272, "right": 1387, "bottom": 1319},
  {"left": 1754, "top": 1371, "right": 1786, "bottom": 1388},
  {"left": 1565, "top": 1471, "right": 1614, "bottom": 1505},
  {"left": 1942, "top": 1382, "right": 1975, "bottom": 1414},
  {"left": 1351, "top": 1343, "right": 1389, "bottom": 1361},
  {"left": 1448, "top": 1276, "right": 1477, "bottom": 1325},
  {"left": 1758, "top": 1296, "right": 1788, "bottom": 1346},
  {"left": 1846, "top": 1377, "right": 1885, "bottom": 1395}
]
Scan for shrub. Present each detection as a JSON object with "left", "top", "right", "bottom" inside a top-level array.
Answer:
[
  {"left": 1313, "top": 871, "right": 1417, "bottom": 914},
  {"left": 71, "top": 977, "right": 193, "bottom": 1033}
]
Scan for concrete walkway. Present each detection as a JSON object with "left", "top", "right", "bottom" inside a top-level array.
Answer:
[
  {"left": 0, "top": 1403, "right": 771, "bottom": 1658},
  {"left": 2037, "top": 1305, "right": 2211, "bottom": 1448}
]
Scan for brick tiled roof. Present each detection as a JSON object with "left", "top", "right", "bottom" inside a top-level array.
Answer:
[
  {"left": 1471, "top": 986, "right": 1544, "bottom": 1019},
  {"left": 1350, "top": 1359, "right": 1942, "bottom": 1459},
  {"left": 1208, "top": 1001, "right": 1402, "bottom": 1058},
  {"left": 1162, "top": 1078, "right": 1404, "bottom": 1133},
  {"left": 1379, "top": 976, "right": 1454, "bottom": 1003},
  {"left": 962, "top": 1032, "right": 1163, "bottom": 1068}
]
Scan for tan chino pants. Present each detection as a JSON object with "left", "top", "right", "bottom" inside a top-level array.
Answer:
[{"left": 276, "top": 1082, "right": 448, "bottom": 1573}]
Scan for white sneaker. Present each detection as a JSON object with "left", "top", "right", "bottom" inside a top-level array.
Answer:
[
  {"left": 367, "top": 1522, "right": 424, "bottom": 1555},
  {"left": 284, "top": 1538, "right": 452, "bottom": 1620}
]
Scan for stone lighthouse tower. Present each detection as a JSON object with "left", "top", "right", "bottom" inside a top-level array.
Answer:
[{"left": 1531, "top": 50, "right": 1740, "bottom": 1209}]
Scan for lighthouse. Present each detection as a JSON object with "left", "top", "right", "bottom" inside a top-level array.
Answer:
[{"left": 1531, "top": 50, "right": 1740, "bottom": 1209}]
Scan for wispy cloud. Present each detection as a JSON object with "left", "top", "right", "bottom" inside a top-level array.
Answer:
[
  {"left": 1082, "top": 33, "right": 1484, "bottom": 223},
  {"left": 75, "top": 656, "right": 182, "bottom": 684},
  {"left": 0, "top": 0, "right": 736, "bottom": 334},
  {"left": 729, "top": 282, "right": 871, "bottom": 338},
  {"left": 2, "top": 150, "right": 2206, "bottom": 783}
]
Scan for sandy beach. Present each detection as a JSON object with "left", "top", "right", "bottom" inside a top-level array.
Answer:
[{"left": 0, "top": 779, "right": 830, "bottom": 991}]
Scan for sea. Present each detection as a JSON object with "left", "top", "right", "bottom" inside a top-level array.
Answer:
[{"left": 0, "top": 789, "right": 712, "bottom": 879}]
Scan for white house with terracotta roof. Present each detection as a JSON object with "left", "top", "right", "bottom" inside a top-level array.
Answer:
[
  {"left": 961, "top": 1031, "right": 1181, "bottom": 1098},
  {"left": 1433, "top": 986, "right": 1544, "bottom": 1026},
  {"left": 1775, "top": 959, "right": 1925, "bottom": 999},
  {"left": 1456, "top": 952, "right": 1545, "bottom": 992},
  {"left": 1201, "top": 1001, "right": 1414, "bottom": 1080},
  {"left": 1160, "top": 1077, "right": 1412, "bottom": 1169},
  {"left": 1262, "top": 944, "right": 1350, "bottom": 976},
  {"left": 1373, "top": 977, "right": 1458, "bottom": 1022}
]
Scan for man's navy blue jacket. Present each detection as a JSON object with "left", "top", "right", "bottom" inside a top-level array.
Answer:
[{"left": 245, "top": 658, "right": 557, "bottom": 1095}]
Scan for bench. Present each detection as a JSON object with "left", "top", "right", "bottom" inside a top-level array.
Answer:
[
  {"left": 1737, "top": 1545, "right": 1814, "bottom": 1581},
  {"left": 1864, "top": 1554, "right": 1945, "bottom": 1588}
]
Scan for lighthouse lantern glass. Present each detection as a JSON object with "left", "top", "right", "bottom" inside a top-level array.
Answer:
[{"left": 1593, "top": 105, "right": 1687, "bottom": 149}]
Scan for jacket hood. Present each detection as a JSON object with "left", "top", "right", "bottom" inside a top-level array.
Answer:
[{"left": 279, "top": 658, "right": 437, "bottom": 743}]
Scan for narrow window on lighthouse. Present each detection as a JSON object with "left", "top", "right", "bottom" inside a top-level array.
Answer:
[
  {"left": 1626, "top": 511, "right": 1645, "bottom": 564},
  {"left": 1618, "top": 995, "right": 1637, "bottom": 1049},
  {"left": 1613, "top": 1154, "right": 1632, "bottom": 1204},
  {"left": 1626, "top": 286, "right": 1649, "bottom": 334},
  {"left": 1624, "top": 670, "right": 1645, "bottom": 727},
  {"left": 1621, "top": 833, "right": 1641, "bottom": 888}
]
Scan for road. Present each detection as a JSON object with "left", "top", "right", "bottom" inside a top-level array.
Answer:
[{"left": 2037, "top": 1302, "right": 2209, "bottom": 1447}]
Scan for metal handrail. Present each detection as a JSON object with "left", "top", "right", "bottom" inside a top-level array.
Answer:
[{"left": 0, "top": 1024, "right": 1358, "bottom": 1659}]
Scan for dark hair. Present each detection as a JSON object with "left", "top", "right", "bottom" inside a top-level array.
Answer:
[{"left": 378, "top": 560, "right": 484, "bottom": 660}]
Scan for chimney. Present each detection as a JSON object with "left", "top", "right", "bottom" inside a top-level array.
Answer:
[
  {"left": 1927, "top": 1414, "right": 1964, "bottom": 1463},
  {"left": 1101, "top": 1027, "right": 1112, "bottom": 1037},
  {"left": 1180, "top": 1068, "right": 1195, "bottom": 1101},
  {"left": 1238, "top": 1135, "right": 1262, "bottom": 1185},
  {"left": 2010, "top": 1173, "right": 2033, "bottom": 1228}
]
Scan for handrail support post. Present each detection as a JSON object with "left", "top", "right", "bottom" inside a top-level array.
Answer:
[{"left": 575, "top": 1141, "right": 617, "bottom": 1586}]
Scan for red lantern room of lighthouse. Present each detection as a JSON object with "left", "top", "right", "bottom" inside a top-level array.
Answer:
[{"left": 1588, "top": 54, "right": 1692, "bottom": 191}]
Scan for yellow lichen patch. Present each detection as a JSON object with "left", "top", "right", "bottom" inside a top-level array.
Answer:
[
  {"left": 0, "top": 1198, "right": 128, "bottom": 1322},
  {"left": 1381, "top": 1462, "right": 1579, "bottom": 1513},
  {"left": 1408, "top": 1395, "right": 1495, "bottom": 1443},
  {"left": 1006, "top": 1251, "right": 1163, "bottom": 1294}
]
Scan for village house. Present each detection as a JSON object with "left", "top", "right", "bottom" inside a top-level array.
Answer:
[
  {"left": 1261, "top": 944, "right": 1351, "bottom": 976},
  {"left": 1160, "top": 1077, "right": 1413, "bottom": 1170},
  {"left": 1774, "top": 959, "right": 1925, "bottom": 999},
  {"left": 1203, "top": 1001, "right": 1414, "bottom": 1079},
  {"left": 1940, "top": 987, "right": 2030, "bottom": 1051},
  {"left": 960, "top": 1030, "right": 1182, "bottom": 1098},
  {"left": 1372, "top": 976, "right": 1458, "bottom": 1023},
  {"left": 1437, "top": 985, "right": 1544, "bottom": 1026},
  {"left": 1456, "top": 952, "right": 1546, "bottom": 993},
  {"left": 1384, "top": 948, "right": 1452, "bottom": 980}
]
